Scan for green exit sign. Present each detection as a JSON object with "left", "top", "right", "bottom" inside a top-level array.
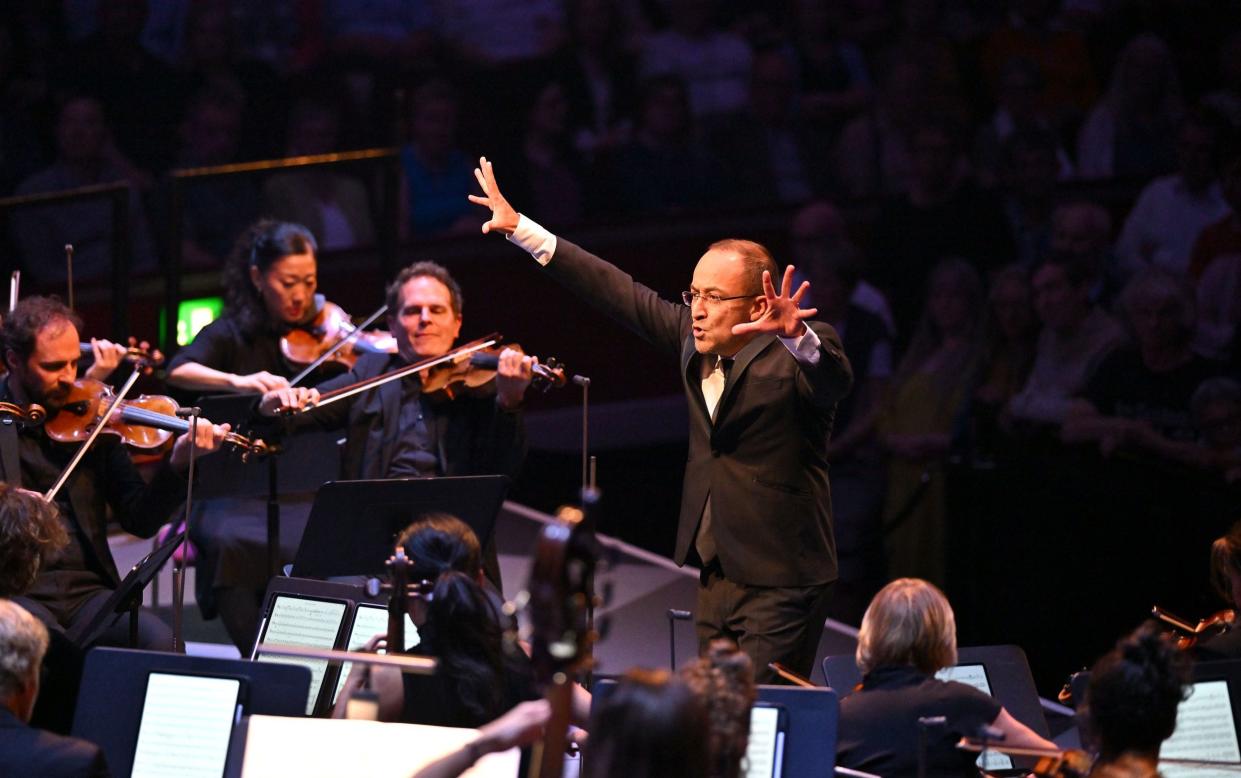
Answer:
[{"left": 176, "top": 296, "right": 222, "bottom": 346}]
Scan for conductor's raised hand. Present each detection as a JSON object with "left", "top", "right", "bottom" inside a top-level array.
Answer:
[
  {"left": 467, "top": 156, "right": 519, "bottom": 236},
  {"left": 731, "top": 265, "right": 817, "bottom": 339}
]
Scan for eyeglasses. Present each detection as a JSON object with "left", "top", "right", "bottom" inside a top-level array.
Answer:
[{"left": 681, "top": 290, "right": 759, "bottom": 307}]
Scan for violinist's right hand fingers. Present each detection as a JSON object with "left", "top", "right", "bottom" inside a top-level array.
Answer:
[{"left": 362, "top": 634, "right": 387, "bottom": 653}]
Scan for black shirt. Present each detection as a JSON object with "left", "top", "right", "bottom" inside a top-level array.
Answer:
[
  {"left": 167, "top": 314, "right": 295, "bottom": 382},
  {"left": 1082, "top": 349, "right": 1223, "bottom": 442},
  {"left": 836, "top": 664, "right": 1003, "bottom": 778}
]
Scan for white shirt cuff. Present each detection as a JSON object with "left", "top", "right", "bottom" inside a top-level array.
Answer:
[
  {"left": 778, "top": 325, "right": 821, "bottom": 366},
  {"left": 507, "top": 214, "right": 557, "bottom": 266}
]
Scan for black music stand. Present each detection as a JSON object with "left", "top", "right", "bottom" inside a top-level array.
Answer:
[
  {"left": 290, "top": 476, "right": 510, "bottom": 579},
  {"left": 66, "top": 527, "right": 186, "bottom": 648},
  {"left": 72, "top": 647, "right": 311, "bottom": 778}
]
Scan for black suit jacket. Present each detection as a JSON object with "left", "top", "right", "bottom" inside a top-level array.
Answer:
[
  {"left": 0, "top": 380, "right": 187, "bottom": 589},
  {"left": 0, "top": 707, "right": 110, "bottom": 777},
  {"left": 546, "top": 240, "right": 852, "bottom": 587},
  {"left": 289, "top": 352, "right": 526, "bottom": 481}
]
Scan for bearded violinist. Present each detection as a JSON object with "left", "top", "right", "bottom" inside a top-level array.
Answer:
[
  {"left": 191, "top": 261, "right": 534, "bottom": 651},
  {"left": 0, "top": 297, "right": 229, "bottom": 651}
]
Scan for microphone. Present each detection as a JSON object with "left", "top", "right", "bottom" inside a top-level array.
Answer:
[
  {"left": 572, "top": 375, "right": 590, "bottom": 387},
  {"left": 917, "top": 716, "right": 947, "bottom": 727},
  {"left": 175, "top": 407, "right": 202, "bottom": 418}
]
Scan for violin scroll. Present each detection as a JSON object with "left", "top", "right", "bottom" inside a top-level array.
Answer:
[{"left": 0, "top": 402, "right": 46, "bottom": 425}]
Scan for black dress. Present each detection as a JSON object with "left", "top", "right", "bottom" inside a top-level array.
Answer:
[{"left": 836, "top": 664, "right": 1002, "bottom": 778}]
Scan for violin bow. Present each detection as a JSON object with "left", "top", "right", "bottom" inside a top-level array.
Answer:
[
  {"left": 308, "top": 334, "right": 502, "bottom": 411},
  {"left": 287, "top": 303, "right": 388, "bottom": 388},
  {"left": 9, "top": 270, "right": 19, "bottom": 312},
  {"left": 43, "top": 369, "right": 142, "bottom": 504}
]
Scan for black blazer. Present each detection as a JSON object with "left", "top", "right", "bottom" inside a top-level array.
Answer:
[
  {"left": 546, "top": 240, "right": 852, "bottom": 587},
  {"left": 0, "top": 707, "right": 110, "bottom": 777},
  {"left": 290, "top": 353, "right": 526, "bottom": 481}
]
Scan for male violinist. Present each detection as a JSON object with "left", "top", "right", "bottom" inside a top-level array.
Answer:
[
  {"left": 0, "top": 296, "right": 230, "bottom": 650},
  {"left": 218, "top": 262, "right": 535, "bottom": 649},
  {"left": 469, "top": 157, "right": 852, "bottom": 682}
]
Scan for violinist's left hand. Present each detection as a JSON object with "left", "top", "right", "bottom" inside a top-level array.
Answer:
[
  {"left": 83, "top": 338, "right": 127, "bottom": 382},
  {"left": 169, "top": 420, "right": 231, "bottom": 471},
  {"left": 496, "top": 347, "right": 536, "bottom": 410},
  {"left": 731, "top": 266, "right": 818, "bottom": 339}
]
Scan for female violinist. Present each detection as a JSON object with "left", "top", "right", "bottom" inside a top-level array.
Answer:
[
  {"left": 166, "top": 219, "right": 324, "bottom": 393},
  {"left": 1188, "top": 520, "right": 1241, "bottom": 659}
]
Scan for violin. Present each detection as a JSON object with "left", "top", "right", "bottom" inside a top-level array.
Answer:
[
  {"left": 0, "top": 402, "right": 46, "bottom": 425},
  {"left": 44, "top": 378, "right": 269, "bottom": 461},
  {"left": 956, "top": 739, "right": 1093, "bottom": 778},
  {"left": 420, "top": 344, "right": 567, "bottom": 401},
  {"left": 281, "top": 299, "right": 397, "bottom": 378},
  {"left": 1152, "top": 605, "right": 1236, "bottom": 650}
]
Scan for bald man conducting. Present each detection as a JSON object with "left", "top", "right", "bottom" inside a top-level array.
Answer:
[{"left": 470, "top": 157, "right": 852, "bottom": 682}]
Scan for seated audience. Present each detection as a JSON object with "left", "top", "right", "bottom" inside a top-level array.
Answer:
[
  {"left": 600, "top": 75, "right": 722, "bottom": 215},
  {"left": 878, "top": 259, "right": 984, "bottom": 587},
  {"left": 0, "top": 598, "right": 108, "bottom": 777},
  {"left": 998, "top": 126, "right": 1061, "bottom": 269},
  {"left": 836, "top": 578, "right": 1055, "bottom": 777},
  {"left": 974, "top": 57, "right": 1075, "bottom": 187},
  {"left": 12, "top": 94, "right": 156, "bottom": 285},
  {"left": 399, "top": 80, "right": 478, "bottom": 237},
  {"left": 1188, "top": 154, "right": 1241, "bottom": 282},
  {"left": 788, "top": 0, "right": 873, "bottom": 132},
  {"left": 1077, "top": 34, "right": 1183, "bottom": 182},
  {"left": 1114, "top": 110, "right": 1228, "bottom": 277},
  {"left": 1190, "top": 378, "right": 1241, "bottom": 483},
  {"left": 497, "top": 78, "right": 586, "bottom": 228},
  {"left": 969, "top": 265, "right": 1038, "bottom": 461},
  {"left": 638, "top": 0, "right": 751, "bottom": 119},
  {"left": 263, "top": 96, "right": 375, "bottom": 250},
  {"left": 554, "top": 0, "right": 637, "bottom": 159},
  {"left": 1081, "top": 622, "right": 1189, "bottom": 775},
  {"left": 1050, "top": 200, "right": 1123, "bottom": 307},
  {"left": 1007, "top": 255, "right": 1125, "bottom": 427},
  {"left": 680, "top": 640, "right": 755, "bottom": 778},
  {"left": 790, "top": 201, "right": 894, "bottom": 332},
  {"left": 1064, "top": 269, "right": 1222, "bottom": 460}
]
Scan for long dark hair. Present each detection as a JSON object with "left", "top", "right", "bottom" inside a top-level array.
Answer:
[
  {"left": 222, "top": 219, "right": 317, "bottom": 336},
  {"left": 586, "top": 669, "right": 710, "bottom": 778},
  {"left": 398, "top": 513, "right": 509, "bottom": 724}
]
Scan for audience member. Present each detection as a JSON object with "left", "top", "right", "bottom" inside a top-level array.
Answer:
[
  {"left": 878, "top": 259, "right": 984, "bottom": 587},
  {"left": 869, "top": 120, "right": 1014, "bottom": 341},
  {"left": 1051, "top": 200, "right": 1123, "bottom": 306},
  {"left": 1007, "top": 254, "right": 1124, "bottom": 427},
  {"left": 497, "top": 78, "right": 586, "bottom": 228},
  {"left": 1065, "top": 269, "right": 1222, "bottom": 461},
  {"left": 584, "top": 668, "right": 710, "bottom": 778},
  {"left": 600, "top": 75, "right": 722, "bottom": 215},
  {"left": 435, "top": 0, "right": 565, "bottom": 67},
  {"left": 168, "top": 86, "right": 260, "bottom": 268},
  {"left": 1115, "top": 110, "right": 1229, "bottom": 276},
  {"left": 1204, "top": 30, "right": 1241, "bottom": 131},
  {"left": 980, "top": 0, "right": 1098, "bottom": 130},
  {"left": 11, "top": 94, "right": 156, "bottom": 285},
  {"left": 321, "top": 0, "right": 434, "bottom": 69},
  {"left": 836, "top": 578, "right": 1055, "bottom": 777},
  {"left": 788, "top": 0, "right": 873, "bottom": 131},
  {"left": 1188, "top": 154, "right": 1241, "bottom": 281},
  {"left": 680, "top": 640, "right": 755, "bottom": 778},
  {"left": 0, "top": 599, "right": 108, "bottom": 777},
  {"left": 53, "top": 0, "right": 184, "bottom": 175},
  {"left": 638, "top": 0, "right": 751, "bottom": 119},
  {"left": 1081, "top": 622, "right": 1189, "bottom": 775},
  {"left": 1190, "top": 378, "right": 1241, "bottom": 484},
  {"left": 556, "top": 0, "right": 638, "bottom": 159},
  {"left": 998, "top": 126, "right": 1061, "bottom": 268},
  {"left": 707, "top": 48, "right": 831, "bottom": 206},
  {"left": 790, "top": 201, "right": 894, "bottom": 332},
  {"left": 974, "top": 57, "right": 1074, "bottom": 187},
  {"left": 970, "top": 265, "right": 1038, "bottom": 461},
  {"left": 262, "top": 96, "right": 376, "bottom": 250},
  {"left": 398, "top": 79, "right": 478, "bottom": 237},
  {"left": 1077, "top": 34, "right": 1183, "bottom": 182}
]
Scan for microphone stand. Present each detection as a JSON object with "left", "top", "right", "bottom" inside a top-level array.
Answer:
[
  {"left": 917, "top": 716, "right": 945, "bottom": 778},
  {"left": 171, "top": 406, "right": 201, "bottom": 654}
]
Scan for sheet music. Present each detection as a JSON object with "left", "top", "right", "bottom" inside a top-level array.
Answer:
[
  {"left": 241, "top": 715, "right": 520, "bottom": 777},
  {"left": 745, "top": 706, "right": 782, "bottom": 778},
  {"left": 256, "top": 596, "right": 347, "bottom": 715},
  {"left": 331, "top": 604, "right": 421, "bottom": 705},
  {"left": 1162, "top": 680, "right": 1241, "bottom": 778},
  {"left": 131, "top": 673, "right": 240, "bottom": 778},
  {"left": 934, "top": 664, "right": 1011, "bottom": 771}
]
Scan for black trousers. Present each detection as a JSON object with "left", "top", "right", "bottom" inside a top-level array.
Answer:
[{"left": 694, "top": 563, "right": 834, "bottom": 684}]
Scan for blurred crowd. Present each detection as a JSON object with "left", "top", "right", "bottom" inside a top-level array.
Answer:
[{"left": 4, "top": 0, "right": 1241, "bottom": 620}]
